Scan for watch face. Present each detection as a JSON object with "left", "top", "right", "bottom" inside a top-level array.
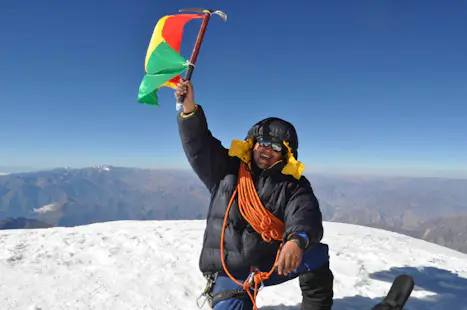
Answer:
[
  {"left": 295, "top": 236, "right": 307, "bottom": 249},
  {"left": 290, "top": 237, "right": 304, "bottom": 249}
]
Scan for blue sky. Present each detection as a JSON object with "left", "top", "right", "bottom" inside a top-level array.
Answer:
[{"left": 1, "top": 0, "right": 466, "bottom": 177}]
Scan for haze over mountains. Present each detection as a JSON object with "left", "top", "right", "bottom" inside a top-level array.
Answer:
[{"left": 1, "top": 165, "right": 467, "bottom": 253}]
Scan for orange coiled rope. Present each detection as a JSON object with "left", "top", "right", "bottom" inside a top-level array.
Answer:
[{"left": 220, "top": 161, "right": 285, "bottom": 309}]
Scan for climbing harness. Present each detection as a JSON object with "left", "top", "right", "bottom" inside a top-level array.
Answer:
[
  {"left": 196, "top": 273, "right": 217, "bottom": 308},
  {"left": 218, "top": 161, "right": 286, "bottom": 310},
  {"left": 211, "top": 288, "right": 250, "bottom": 308},
  {"left": 197, "top": 271, "right": 251, "bottom": 309}
]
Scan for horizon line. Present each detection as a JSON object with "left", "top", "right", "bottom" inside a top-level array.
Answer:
[{"left": 1, "top": 164, "right": 467, "bottom": 180}]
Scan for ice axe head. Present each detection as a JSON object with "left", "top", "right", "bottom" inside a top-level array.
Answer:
[{"left": 178, "top": 8, "right": 227, "bottom": 21}]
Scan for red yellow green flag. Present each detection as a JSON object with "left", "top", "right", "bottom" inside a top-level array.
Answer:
[{"left": 137, "top": 13, "right": 203, "bottom": 106}]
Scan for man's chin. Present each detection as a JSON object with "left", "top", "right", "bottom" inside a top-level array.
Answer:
[{"left": 254, "top": 159, "right": 269, "bottom": 169}]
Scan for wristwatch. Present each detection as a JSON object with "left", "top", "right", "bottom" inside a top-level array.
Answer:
[{"left": 288, "top": 233, "right": 307, "bottom": 250}]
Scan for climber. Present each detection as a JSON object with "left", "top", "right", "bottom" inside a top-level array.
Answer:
[{"left": 175, "top": 79, "right": 334, "bottom": 310}]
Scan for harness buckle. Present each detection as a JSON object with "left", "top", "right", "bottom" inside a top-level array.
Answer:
[{"left": 196, "top": 273, "right": 217, "bottom": 308}]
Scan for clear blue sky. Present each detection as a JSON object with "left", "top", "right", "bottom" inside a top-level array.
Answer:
[{"left": 1, "top": 0, "right": 466, "bottom": 177}]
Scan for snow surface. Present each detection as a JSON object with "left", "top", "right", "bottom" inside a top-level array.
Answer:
[{"left": 1, "top": 220, "right": 467, "bottom": 310}]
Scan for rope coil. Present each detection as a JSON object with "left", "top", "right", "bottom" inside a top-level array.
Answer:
[{"left": 220, "top": 162, "right": 285, "bottom": 309}]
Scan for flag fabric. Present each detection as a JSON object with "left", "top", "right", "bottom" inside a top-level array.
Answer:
[{"left": 137, "top": 13, "right": 203, "bottom": 106}]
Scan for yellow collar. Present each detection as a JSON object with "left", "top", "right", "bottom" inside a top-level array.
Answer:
[{"left": 228, "top": 138, "right": 305, "bottom": 180}]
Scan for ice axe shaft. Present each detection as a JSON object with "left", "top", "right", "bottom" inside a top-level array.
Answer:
[
  {"left": 184, "top": 11, "right": 210, "bottom": 81},
  {"left": 176, "top": 9, "right": 227, "bottom": 109}
]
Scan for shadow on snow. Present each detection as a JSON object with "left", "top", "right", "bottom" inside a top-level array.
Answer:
[{"left": 260, "top": 265, "right": 467, "bottom": 310}]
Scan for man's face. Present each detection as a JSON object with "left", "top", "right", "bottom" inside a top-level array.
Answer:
[{"left": 252, "top": 138, "right": 283, "bottom": 169}]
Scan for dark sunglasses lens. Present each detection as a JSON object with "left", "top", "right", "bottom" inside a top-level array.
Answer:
[
  {"left": 258, "top": 138, "right": 282, "bottom": 152},
  {"left": 272, "top": 143, "right": 282, "bottom": 152}
]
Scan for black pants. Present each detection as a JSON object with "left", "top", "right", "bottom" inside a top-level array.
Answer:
[
  {"left": 211, "top": 261, "right": 334, "bottom": 309},
  {"left": 299, "top": 262, "right": 334, "bottom": 310}
]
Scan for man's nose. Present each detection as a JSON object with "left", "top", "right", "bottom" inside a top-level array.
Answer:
[{"left": 262, "top": 145, "right": 273, "bottom": 153}]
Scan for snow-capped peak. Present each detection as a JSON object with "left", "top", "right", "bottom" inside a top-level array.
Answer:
[{"left": 92, "top": 165, "right": 112, "bottom": 171}]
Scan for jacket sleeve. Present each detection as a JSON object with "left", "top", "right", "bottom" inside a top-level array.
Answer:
[
  {"left": 177, "top": 104, "right": 232, "bottom": 192},
  {"left": 283, "top": 179, "right": 324, "bottom": 248}
]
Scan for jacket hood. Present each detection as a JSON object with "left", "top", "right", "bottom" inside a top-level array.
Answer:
[
  {"left": 246, "top": 117, "right": 299, "bottom": 159},
  {"left": 228, "top": 117, "right": 305, "bottom": 180}
]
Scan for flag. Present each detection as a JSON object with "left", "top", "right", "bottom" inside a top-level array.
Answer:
[{"left": 137, "top": 13, "right": 203, "bottom": 106}]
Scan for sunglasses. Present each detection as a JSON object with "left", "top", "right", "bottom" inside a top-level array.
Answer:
[{"left": 257, "top": 138, "right": 283, "bottom": 152}]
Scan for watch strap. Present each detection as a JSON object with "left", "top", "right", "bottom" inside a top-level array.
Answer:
[{"left": 287, "top": 233, "right": 307, "bottom": 250}]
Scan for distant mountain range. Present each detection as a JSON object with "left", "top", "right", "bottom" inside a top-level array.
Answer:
[
  {"left": 396, "top": 215, "right": 467, "bottom": 254},
  {"left": 0, "top": 217, "right": 51, "bottom": 229},
  {"left": 1, "top": 166, "right": 467, "bottom": 254},
  {"left": 0, "top": 166, "right": 209, "bottom": 227},
  {"left": 307, "top": 173, "right": 467, "bottom": 227},
  {"left": 306, "top": 174, "right": 467, "bottom": 253}
]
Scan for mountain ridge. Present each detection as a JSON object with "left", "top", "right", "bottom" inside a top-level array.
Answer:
[{"left": 1, "top": 166, "right": 467, "bottom": 254}]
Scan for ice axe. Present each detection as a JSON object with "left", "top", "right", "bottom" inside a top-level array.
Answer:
[{"left": 176, "top": 8, "right": 227, "bottom": 110}]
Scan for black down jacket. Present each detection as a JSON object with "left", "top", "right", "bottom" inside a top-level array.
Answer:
[{"left": 177, "top": 104, "right": 326, "bottom": 274}]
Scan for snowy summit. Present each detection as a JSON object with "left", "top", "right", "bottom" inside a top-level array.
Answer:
[
  {"left": 91, "top": 165, "right": 112, "bottom": 171},
  {"left": 1, "top": 220, "right": 466, "bottom": 310}
]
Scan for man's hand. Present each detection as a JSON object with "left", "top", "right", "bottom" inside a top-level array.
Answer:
[
  {"left": 275, "top": 240, "right": 303, "bottom": 276},
  {"left": 175, "top": 79, "right": 196, "bottom": 114}
]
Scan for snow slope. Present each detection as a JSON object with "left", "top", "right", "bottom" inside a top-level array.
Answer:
[{"left": 1, "top": 220, "right": 467, "bottom": 310}]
